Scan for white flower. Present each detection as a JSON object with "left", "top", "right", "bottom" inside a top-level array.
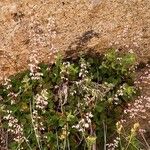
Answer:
[
  {"left": 76, "top": 124, "right": 80, "bottom": 129},
  {"left": 88, "top": 112, "right": 93, "bottom": 118},
  {"left": 84, "top": 123, "right": 89, "bottom": 128}
]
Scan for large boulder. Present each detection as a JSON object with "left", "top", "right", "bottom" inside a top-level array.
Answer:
[{"left": 0, "top": 0, "right": 150, "bottom": 80}]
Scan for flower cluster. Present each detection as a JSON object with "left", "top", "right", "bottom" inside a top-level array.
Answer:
[
  {"left": 3, "top": 110, "right": 24, "bottom": 143},
  {"left": 124, "top": 96, "right": 149, "bottom": 119},
  {"left": 113, "top": 84, "right": 126, "bottom": 105},
  {"left": 32, "top": 110, "right": 45, "bottom": 132},
  {"left": 2, "top": 77, "right": 21, "bottom": 104},
  {"left": 2, "top": 77, "right": 12, "bottom": 90},
  {"left": 60, "top": 62, "right": 71, "bottom": 81},
  {"left": 106, "top": 137, "right": 120, "bottom": 150},
  {"left": 28, "top": 49, "right": 43, "bottom": 80},
  {"left": 35, "top": 89, "right": 49, "bottom": 111},
  {"left": 59, "top": 125, "right": 70, "bottom": 140},
  {"left": 28, "top": 15, "right": 58, "bottom": 64},
  {"left": 28, "top": 15, "right": 58, "bottom": 79},
  {"left": 72, "top": 112, "right": 93, "bottom": 132},
  {"left": 124, "top": 64, "right": 150, "bottom": 122},
  {"left": 79, "top": 58, "right": 89, "bottom": 78},
  {"left": 32, "top": 89, "right": 49, "bottom": 134}
]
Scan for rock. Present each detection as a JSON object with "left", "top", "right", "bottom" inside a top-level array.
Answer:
[{"left": 0, "top": 0, "right": 150, "bottom": 79}]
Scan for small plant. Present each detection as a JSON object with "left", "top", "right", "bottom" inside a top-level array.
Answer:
[{"left": 0, "top": 49, "right": 138, "bottom": 150}]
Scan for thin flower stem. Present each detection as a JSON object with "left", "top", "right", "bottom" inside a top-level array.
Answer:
[
  {"left": 56, "top": 130, "right": 60, "bottom": 150},
  {"left": 67, "top": 123, "right": 70, "bottom": 150},
  {"left": 122, "top": 134, "right": 139, "bottom": 150},
  {"left": 119, "top": 134, "right": 123, "bottom": 149},
  {"left": 29, "top": 101, "right": 42, "bottom": 150},
  {"left": 24, "top": 137, "right": 32, "bottom": 150},
  {"left": 140, "top": 131, "right": 150, "bottom": 149},
  {"left": 63, "top": 137, "right": 67, "bottom": 150},
  {"left": 103, "top": 120, "right": 107, "bottom": 150}
]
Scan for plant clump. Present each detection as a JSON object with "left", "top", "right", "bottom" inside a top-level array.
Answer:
[{"left": 0, "top": 50, "right": 138, "bottom": 150}]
